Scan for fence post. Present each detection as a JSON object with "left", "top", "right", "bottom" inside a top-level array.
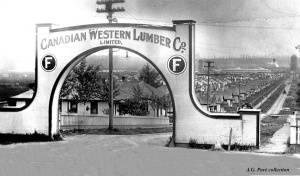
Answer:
[{"left": 228, "top": 128, "right": 232, "bottom": 151}]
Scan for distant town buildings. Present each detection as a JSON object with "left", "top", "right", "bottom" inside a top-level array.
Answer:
[
  {"left": 195, "top": 72, "right": 286, "bottom": 112},
  {"left": 217, "top": 67, "right": 270, "bottom": 74}
]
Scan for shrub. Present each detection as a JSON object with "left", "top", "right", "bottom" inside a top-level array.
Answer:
[
  {"left": 188, "top": 139, "right": 214, "bottom": 149},
  {"left": 222, "top": 143, "right": 256, "bottom": 151},
  {"left": 188, "top": 138, "right": 198, "bottom": 148},
  {"left": 53, "top": 132, "right": 64, "bottom": 141}
]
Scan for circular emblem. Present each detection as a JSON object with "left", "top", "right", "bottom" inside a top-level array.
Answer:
[
  {"left": 41, "top": 54, "right": 57, "bottom": 72},
  {"left": 167, "top": 55, "right": 187, "bottom": 75}
]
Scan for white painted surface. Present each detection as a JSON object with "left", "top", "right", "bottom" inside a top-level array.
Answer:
[
  {"left": 0, "top": 22, "right": 260, "bottom": 146},
  {"left": 290, "top": 117, "right": 300, "bottom": 144}
]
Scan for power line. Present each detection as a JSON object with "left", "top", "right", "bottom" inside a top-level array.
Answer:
[
  {"left": 198, "top": 13, "right": 300, "bottom": 25},
  {"left": 111, "top": 16, "right": 300, "bottom": 30},
  {"left": 113, "top": 16, "right": 172, "bottom": 24},
  {"left": 199, "top": 42, "right": 273, "bottom": 53},
  {"left": 196, "top": 22, "right": 300, "bottom": 30},
  {"left": 123, "top": 3, "right": 145, "bottom": 23},
  {"left": 262, "top": 0, "right": 294, "bottom": 16},
  {"left": 122, "top": 3, "right": 144, "bottom": 23}
]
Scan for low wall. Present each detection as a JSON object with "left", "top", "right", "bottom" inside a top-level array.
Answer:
[
  {"left": 60, "top": 115, "right": 170, "bottom": 129},
  {"left": 175, "top": 109, "right": 260, "bottom": 148}
]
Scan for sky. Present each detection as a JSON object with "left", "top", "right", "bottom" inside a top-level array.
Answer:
[{"left": 0, "top": 0, "right": 300, "bottom": 72}]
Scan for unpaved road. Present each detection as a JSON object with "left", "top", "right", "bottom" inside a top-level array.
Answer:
[
  {"left": 0, "top": 133, "right": 299, "bottom": 176},
  {"left": 265, "top": 83, "right": 291, "bottom": 116},
  {"left": 258, "top": 80, "right": 291, "bottom": 120}
]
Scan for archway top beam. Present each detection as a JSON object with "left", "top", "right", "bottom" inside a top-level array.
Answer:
[{"left": 43, "top": 23, "right": 176, "bottom": 33}]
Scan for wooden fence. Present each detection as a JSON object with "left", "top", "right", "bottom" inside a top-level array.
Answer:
[{"left": 59, "top": 115, "right": 170, "bottom": 129}]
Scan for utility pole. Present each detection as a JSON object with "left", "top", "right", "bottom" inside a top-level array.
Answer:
[
  {"left": 96, "top": 0, "right": 125, "bottom": 130},
  {"left": 238, "top": 75, "right": 243, "bottom": 109},
  {"left": 204, "top": 61, "right": 214, "bottom": 111}
]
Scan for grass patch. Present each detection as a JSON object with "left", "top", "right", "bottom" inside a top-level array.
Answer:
[
  {"left": 221, "top": 143, "right": 256, "bottom": 151},
  {"left": 260, "top": 115, "right": 288, "bottom": 145},
  {"left": 61, "top": 127, "right": 173, "bottom": 136},
  {"left": 284, "top": 145, "right": 300, "bottom": 154},
  {"left": 188, "top": 139, "right": 214, "bottom": 150},
  {"left": 188, "top": 139, "right": 255, "bottom": 151},
  {"left": 0, "top": 131, "right": 62, "bottom": 145}
]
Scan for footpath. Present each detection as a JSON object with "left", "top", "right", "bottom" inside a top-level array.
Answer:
[
  {"left": 258, "top": 80, "right": 291, "bottom": 153},
  {"left": 258, "top": 123, "right": 290, "bottom": 153}
]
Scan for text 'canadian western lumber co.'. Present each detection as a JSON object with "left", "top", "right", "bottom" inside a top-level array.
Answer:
[{"left": 40, "top": 29, "right": 187, "bottom": 53}]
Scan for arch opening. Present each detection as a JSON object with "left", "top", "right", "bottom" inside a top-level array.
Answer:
[{"left": 50, "top": 46, "right": 176, "bottom": 135}]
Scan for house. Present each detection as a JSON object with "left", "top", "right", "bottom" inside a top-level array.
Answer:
[
  {"left": 115, "top": 81, "right": 166, "bottom": 117},
  {"left": 223, "top": 91, "right": 233, "bottom": 107},
  {"left": 196, "top": 93, "right": 218, "bottom": 112},
  {"left": 60, "top": 81, "right": 167, "bottom": 117},
  {"left": 5, "top": 89, "right": 34, "bottom": 108},
  {"left": 58, "top": 80, "right": 170, "bottom": 129},
  {"left": 0, "top": 101, "right": 8, "bottom": 107}
]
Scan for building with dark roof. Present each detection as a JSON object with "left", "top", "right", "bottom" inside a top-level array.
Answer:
[{"left": 5, "top": 89, "right": 34, "bottom": 108}]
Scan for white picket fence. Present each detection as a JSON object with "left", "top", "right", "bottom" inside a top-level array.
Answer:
[
  {"left": 59, "top": 115, "right": 170, "bottom": 129},
  {"left": 290, "top": 115, "right": 300, "bottom": 145}
]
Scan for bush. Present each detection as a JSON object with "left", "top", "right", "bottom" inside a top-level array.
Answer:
[
  {"left": 188, "top": 138, "right": 198, "bottom": 148},
  {"left": 188, "top": 139, "right": 215, "bottom": 150},
  {"left": 221, "top": 143, "right": 256, "bottom": 151},
  {"left": 53, "top": 131, "right": 64, "bottom": 141}
]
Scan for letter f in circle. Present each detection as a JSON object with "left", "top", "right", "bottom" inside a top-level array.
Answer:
[{"left": 172, "top": 58, "right": 181, "bottom": 72}]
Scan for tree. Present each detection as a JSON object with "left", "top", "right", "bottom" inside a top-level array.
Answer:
[
  {"left": 138, "top": 63, "right": 162, "bottom": 88},
  {"left": 60, "top": 59, "right": 104, "bottom": 129},
  {"left": 149, "top": 94, "right": 172, "bottom": 117},
  {"left": 296, "top": 82, "right": 300, "bottom": 108},
  {"left": 60, "top": 59, "right": 121, "bottom": 129},
  {"left": 158, "top": 94, "right": 172, "bottom": 117},
  {"left": 60, "top": 59, "right": 103, "bottom": 103},
  {"left": 101, "top": 78, "right": 120, "bottom": 103},
  {"left": 60, "top": 73, "right": 75, "bottom": 100},
  {"left": 118, "top": 85, "right": 149, "bottom": 116}
]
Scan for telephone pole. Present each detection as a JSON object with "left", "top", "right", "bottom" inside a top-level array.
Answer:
[
  {"left": 238, "top": 75, "right": 243, "bottom": 109},
  {"left": 204, "top": 61, "right": 214, "bottom": 111},
  {"left": 96, "top": 0, "right": 125, "bottom": 130}
]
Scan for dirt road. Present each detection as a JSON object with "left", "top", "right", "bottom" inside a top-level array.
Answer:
[
  {"left": 0, "top": 133, "right": 299, "bottom": 176},
  {"left": 258, "top": 80, "right": 291, "bottom": 120},
  {"left": 265, "top": 83, "right": 291, "bottom": 116}
]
